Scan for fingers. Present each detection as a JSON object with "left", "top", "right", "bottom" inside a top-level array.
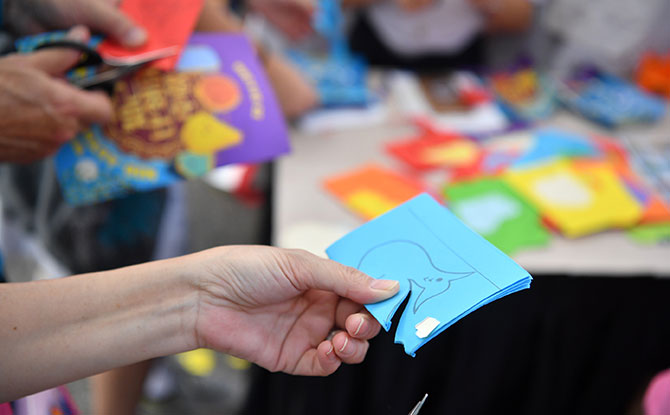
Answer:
[
  {"left": 0, "top": 137, "right": 60, "bottom": 164},
  {"left": 293, "top": 320, "right": 377, "bottom": 377},
  {"left": 48, "top": 80, "right": 113, "bottom": 126},
  {"left": 330, "top": 331, "right": 369, "bottom": 364},
  {"left": 21, "top": 25, "right": 91, "bottom": 76},
  {"left": 288, "top": 249, "right": 399, "bottom": 305},
  {"left": 344, "top": 313, "right": 381, "bottom": 340},
  {"left": 310, "top": 334, "right": 370, "bottom": 376},
  {"left": 79, "top": 0, "right": 147, "bottom": 47},
  {"left": 334, "top": 300, "right": 381, "bottom": 339}
]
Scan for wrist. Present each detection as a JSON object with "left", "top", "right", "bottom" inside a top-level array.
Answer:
[{"left": 144, "top": 255, "right": 206, "bottom": 354}]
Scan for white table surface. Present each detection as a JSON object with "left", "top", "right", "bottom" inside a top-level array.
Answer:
[{"left": 274, "top": 106, "right": 670, "bottom": 277}]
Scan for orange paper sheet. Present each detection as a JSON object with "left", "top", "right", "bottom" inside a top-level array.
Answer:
[
  {"left": 324, "top": 164, "right": 427, "bottom": 220},
  {"left": 98, "top": 0, "right": 204, "bottom": 70}
]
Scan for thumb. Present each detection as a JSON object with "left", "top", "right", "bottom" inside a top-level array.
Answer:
[
  {"left": 289, "top": 250, "right": 400, "bottom": 305},
  {"left": 81, "top": 1, "right": 147, "bottom": 48}
]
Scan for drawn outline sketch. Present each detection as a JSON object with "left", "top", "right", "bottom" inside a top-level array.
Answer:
[{"left": 358, "top": 240, "right": 476, "bottom": 315}]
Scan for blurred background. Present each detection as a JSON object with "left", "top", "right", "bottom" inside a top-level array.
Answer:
[{"left": 1, "top": 0, "right": 670, "bottom": 413}]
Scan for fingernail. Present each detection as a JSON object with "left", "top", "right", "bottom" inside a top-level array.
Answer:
[
  {"left": 326, "top": 344, "right": 334, "bottom": 356},
  {"left": 338, "top": 337, "right": 349, "bottom": 353},
  {"left": 354, "top": 316, "right": 365, "bottom": 336},
  {"left": 370, "top": 279, "right": 399, "bottom": 292},
  {"left": 124, "top": 27, "right": 147, "bottom": 47}
]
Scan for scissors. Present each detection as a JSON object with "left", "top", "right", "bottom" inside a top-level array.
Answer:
[
  {"left": 34, "top": 39, "right": 178, "bottom": 90},
  {"left": 409, "top": 393, "right": 428, "bottom": 415}
]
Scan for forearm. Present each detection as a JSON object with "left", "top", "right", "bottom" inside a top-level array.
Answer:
[{"left": 0, "top": 256, "right": 200, "bottom": 402}]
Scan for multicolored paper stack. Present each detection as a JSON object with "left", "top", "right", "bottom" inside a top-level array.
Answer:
[{"left": 324, "top": 127, "right": 670, "bottom": 253}]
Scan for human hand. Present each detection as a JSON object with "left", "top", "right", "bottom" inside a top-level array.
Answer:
[
  {"left": 0, "top": 26, "right": 113, "bottom": 163},
  {"left": 249, "top": 0, "right": 315, "bottom": 41},
  {"left": 192, "top": 246, "right": 399, "bottom": 376},
  {"left": 3, "top": 0, "right": 147, "bottom": 47}
]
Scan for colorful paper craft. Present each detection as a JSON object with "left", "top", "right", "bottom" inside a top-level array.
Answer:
[
  {"left": 323, "top": 164, "right": 426, "bottom": 220},
  {"left": 627, "top": 223, "right": 670, "bottom": 245},
  {"left": 444, "top": 178, "right": 550, "bottom": 255},
  {"left": 55, "top": 34, "right": 289, "bottom": 205},
  {"left": 504, "top": 159, "right": 643, "bottom": 238},
  {"left": 326, "top": 193, "right": 532, "bottom": 356},
  {"left": 288, "top": 0, "right": 374, "bottom": 107},
  {"left": 616, "top": 163, "right": 670, "bottom": 224},
  {"left": 558, "top": 68, "right": 666, "bottom": 128},
  {"left": 98, "top": 0, "right": 204, "bottom": 70},
  {"left": 489, "top": 67, "right": 556, "bottom": 121},
  {"left": 476, "top": 131, "right": 534, "bottom": 175},
  {"left": 636, "top": 52, "right": 670, "bottom": 99},
  {"left": 386, "top": 132, "right": 482, "bottom": 173},
  {"left": 512, "top": 128, "right": 600, "bottom": 168}
]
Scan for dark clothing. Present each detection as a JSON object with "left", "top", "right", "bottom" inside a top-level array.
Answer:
[
  {"left": 348, "top": 13, "right": 484, "bottom": 74},
  {"left": 245, "top": 274, "right": 670, "bottom": 415}
]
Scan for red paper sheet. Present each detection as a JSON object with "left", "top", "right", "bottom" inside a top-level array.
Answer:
[{"left": 98, "top": 0, "right": 204, "bottom": 70}]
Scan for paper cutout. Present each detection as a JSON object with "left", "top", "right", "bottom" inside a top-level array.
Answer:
[
  {"left": 444, "top": 178, "right": 550, "bottom": 254},
  {"left": 627, "top": 223, "right": 670, "bottom": 245},
  {"left": 98, "top": 0, "right": 204, "bottom": 70},
  {"left": 466, "top": 129, "right": 601, "bottom": 178},
  {"left": 558, "top": 67, "right": 665, "bottom": 127},
  {"left": 323, "top": 164, "right": 426, "bottom": 220},
  {"left": 615, "top": 161, "right": 670, "bottom": 224},
  {"left": 386, "top": 132, "right": 482, "bottom": 173},
  {"left": 415, "top": 317, "right": 440, "bottom": 339},
  {"left": 504, "top": 160, "right": 642, "bottom": 237},
  {"left": 326, "top": 193, "right": 532, "bottom": 356},
  {"left": 489, "top": 67, "right": 556, "bottom": 121},
  {"left": 636, "top": 52, "right": 670, "bottom": 98},
  {"left": 55, "top": 34, "right": 289, "bottom": 205},
  {"left": 512, "top": 129, "right": 600, "bottom": 168}
]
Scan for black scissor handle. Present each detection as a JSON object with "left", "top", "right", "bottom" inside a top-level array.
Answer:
[{"left": 33, "top": 39, "right": 105, "bottom": 68}]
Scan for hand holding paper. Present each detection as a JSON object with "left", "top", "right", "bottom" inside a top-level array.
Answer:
[{"left": 327, "top": 193, "right": 532, "bottom": 356}]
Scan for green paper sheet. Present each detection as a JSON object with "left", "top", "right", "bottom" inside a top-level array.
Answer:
[
  {"left": 628, "top": 223, "right": 670, "bottom": 245},
  {"left": 444, "top": 178, "right": 550, "bottom": 255}
]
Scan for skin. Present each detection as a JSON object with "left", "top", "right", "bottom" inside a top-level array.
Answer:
[
  {"left": 3, "top": 0, "right": 147, "bottom": 47},
  {"left": 0, "top": 26, "right": 112, "bottom": 164},
  {"left": 247, "top": 0, "right": 315, "bottom": 41},
  {"left": 0, "top": 245, "right": 399, "bottom": 402}
]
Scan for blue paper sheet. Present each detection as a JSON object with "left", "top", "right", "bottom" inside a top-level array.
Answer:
[
  {"left": 326, "top": 193, "right": 532, "bottom": 356},
  {"left": 512, "top": 128, "right": 600, "bottom": 168}
]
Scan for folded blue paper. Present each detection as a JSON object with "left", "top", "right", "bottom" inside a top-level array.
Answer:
[{"left": 326, "top": 193, "right": 532, "bottom": 356}]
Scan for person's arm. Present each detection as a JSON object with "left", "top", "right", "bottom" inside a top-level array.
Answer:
[
  {"left": 0, "top": 245, "right": 399, "bottom": 402},
  {"left": 0, "top": 257, "right": 197, "bottom": 401}
]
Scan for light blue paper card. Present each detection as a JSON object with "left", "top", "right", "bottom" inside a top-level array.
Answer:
[
  {"left": 512, "top": 128, "right": 599, "bottom": 168},
  {"left": 326, "top": 193, "right": 532, "bottom": 356}
]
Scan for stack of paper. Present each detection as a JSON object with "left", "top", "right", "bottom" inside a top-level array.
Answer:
[{"left": 326, "top": 193, "right": 532, "bottom": 356}]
